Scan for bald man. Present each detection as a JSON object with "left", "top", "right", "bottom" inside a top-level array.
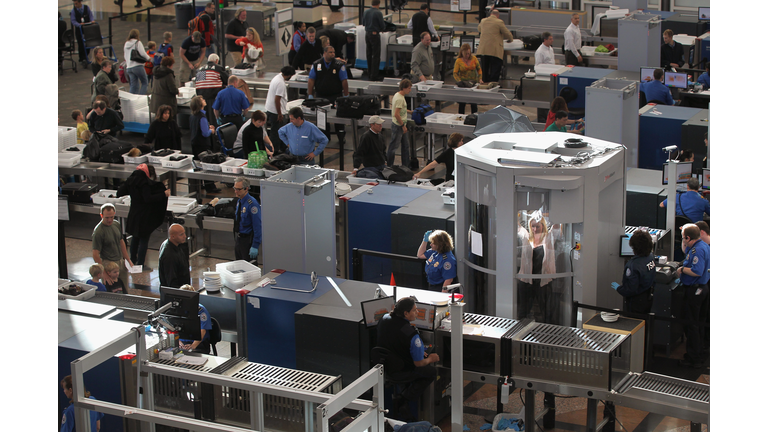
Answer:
[{"left": 158, "top": 224, "right": 191, "bottom": 288}]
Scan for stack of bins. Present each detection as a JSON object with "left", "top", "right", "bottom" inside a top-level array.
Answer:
[{"left": 216, "top": 260, "right": 262, "bottom": 289}]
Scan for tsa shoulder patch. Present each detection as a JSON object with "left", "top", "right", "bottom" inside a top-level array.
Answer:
[
  {"left": 200, "top": 312, "right": 208, "bottom": 321},
  {"left": 626, "top": 268, "right": 631, "bottom": 277},
  {"left": 414, "top": 337, "right": 422, "bottom": 348},
  {"left": 251, "top": 205, "right": 258, "bottom": 214},
  {"left": 692, "top": 256, "right": 698, "bottom": 265},
  {"left": 62, "top": 414, "right": 66, "bottom": 425},
  {"left": 443, "top": 262, "right": 452, "bottom": 270}
]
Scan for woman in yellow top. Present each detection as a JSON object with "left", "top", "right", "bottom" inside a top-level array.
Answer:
[{"left": 453, "top": 43, "right": 483, "bottom": 114}]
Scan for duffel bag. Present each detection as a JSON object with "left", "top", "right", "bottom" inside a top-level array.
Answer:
[
  {"left": 99, "top": 141, "right": 133, "bottom": 163},
  {"left": 335, "top": 95, "right": 381, "bottom": 119}
]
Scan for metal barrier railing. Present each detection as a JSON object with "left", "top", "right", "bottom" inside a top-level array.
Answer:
[{"left": 351, "top": 247, "right": 429, "bottom": 288}]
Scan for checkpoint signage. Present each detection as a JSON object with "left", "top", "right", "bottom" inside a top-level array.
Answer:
[{"left": 275, "top": 8, "right": 293, "bottom": 57}]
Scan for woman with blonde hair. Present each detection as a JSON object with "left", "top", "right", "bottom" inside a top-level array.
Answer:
[
  {"left": 417, "top": 229, "right": 457, "bottom": 292},
  {"left": 453, "top": 43, "right": 483, "bottom": 114},
  {"left": 517, "top": 209, "right": 562, "bottom": 323},
  {"left": 236, "top": 27, "right": 264, "bottom": 66},
  {"left": 124, "top": 28, "right": 151, "bottom": 94}
]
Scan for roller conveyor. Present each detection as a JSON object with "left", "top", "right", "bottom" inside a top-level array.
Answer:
[{"left": 610, "top": 371, "right": 709, "bottom": 424}]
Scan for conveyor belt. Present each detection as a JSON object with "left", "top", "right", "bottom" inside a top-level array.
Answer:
[
  {"left": 625, "top": 225, "right": 669, "bottom": 241},
  {"left": 87, "top": 291, "right": 158, "bottom": 312},
  {"left": 229, "top": 362, "right": 340, "bottom": 393},
  {"left": 612, "top": 371, "right": 709, "bottom": 424}
]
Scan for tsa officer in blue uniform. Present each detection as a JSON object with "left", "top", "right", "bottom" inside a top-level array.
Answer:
[
  {"left": 306, "top": 45, "right": 350, "bottom": 146},
  {"left": 660, "top": 177, "right": 710, "bottom": 223},
  {"left": 611, "top": 230, "right": 656, "bottom": 314},
  {"left": 61, "top": 375, "right": 103, "bottom": 432},
  {"left": 178, "top": 284, "right": 214, "bottom": 353},
  {"left": 233, "top": 176, "right": 262, "bottom": 263},
  {"left": 417, "top": 230, "right": 457, "bottom": 291},
  {"left": 677, "top": 224, "right": 710, "bottom": 368}
]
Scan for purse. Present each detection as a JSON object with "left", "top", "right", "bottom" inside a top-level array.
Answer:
[{"left": 129, "top": 41, "right": 145, "bottom": 62}]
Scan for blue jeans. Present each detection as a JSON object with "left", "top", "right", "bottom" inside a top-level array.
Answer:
[
  {"left": 127, "top": 65, "right": 148, "bottom": 95},
  {"left": 387, "top": 122, "right": 410, "bottom": 168},
  {"left": 130, "top": 234, "right": 150, "bottom": 267}
]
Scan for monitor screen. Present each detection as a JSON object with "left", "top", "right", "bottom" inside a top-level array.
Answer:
[
  {"left": 361, "top": 296, "right": 395, "bottom": 328},
  {"left": 412, "top": 302, "right": 437, "bottom": 331},
  {"left": 159, "top": 286, "right": 202, "bottom": 341},
  {"left": 701, "top": 168, "right": 710, "bottom": 190},
  {"left": 662, "top": 161, "right": 693, "bottom": 185},
  {"left": 664, "top": 71, "right": 687, "bottom": 89},
  {"left": 459, "top": 36, "right": 475, "bottom": 53},
  {"left": 640, "top": 67, "right": 659, "bottom": 83},
  {"left": 698, "top": 7, "right": 710, "bottom": 20},
  {"left": 620, "top": 235, "right": 634, "bottom": 257}
]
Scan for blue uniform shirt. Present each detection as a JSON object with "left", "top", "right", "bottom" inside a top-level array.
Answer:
[
  {"left": 236, "top": 193, "right": 262, "bottom": 249},
  {"left": 61, "top": 396, "right": 104, "bottom": 432},
  {"left": 640, "top": 80, "right": 675, "bottom": 105},
  {"left": 308, "top": 58, "right": 349, "bottom": 81},
  {"left": 681, "top": 239, "right": 710, "bottom": 286},
  {"left": 409, "top": 333, "right": 426, "bottom": 362},
  {"left": 661, "top": 190, "right": 710, "bottom": 223},
  {"left": 616, "top": 254, "right": 655, "bottom": 298},
  {"left": 424, "top": 249, "right": 457, "bottom": 286},
  {"left": 278, "top": 120, "right": 329, "bottom": 157},
  {"left": 180, "top": 303, "right": 213, "bottom": 344},
  {"left": 212, "top": 85, "right": 251, "bottom": 116},
  {"left": 696, "top": 72, "right": 710, "bottom": 90}
]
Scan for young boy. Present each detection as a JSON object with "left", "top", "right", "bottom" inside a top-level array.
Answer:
[
  {"left": 86, "top": 263, "right": 107, "bottom": 292},
  {"left": 72, "top": 110, "right": 89, "bottom": 144},
  {"left": 157, "top": 32, "right": 174, "bottom": 62},
  {"left": 145, "top": 41, "right": 157, "bottom": 83},
  {"left": 103, "top": 260, "right": 126, "bottom": 294}
]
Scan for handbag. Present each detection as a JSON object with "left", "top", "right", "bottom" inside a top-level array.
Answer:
[{"left": 129, "top": 41, "right": 145, "bottom": 63}]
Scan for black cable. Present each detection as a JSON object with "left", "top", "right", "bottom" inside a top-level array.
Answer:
[{"left": 600, "top": 400, "right": 628, "bottom": 432}]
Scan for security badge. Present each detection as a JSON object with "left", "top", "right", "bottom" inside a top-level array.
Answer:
[
  {"left": 443, "top": 262, "right": 452, "bottom": 270},
  {"left": 251, "top": 205, "right": 258, "bottom": 214},
  {"left": 201, "top": 312, "right": 208, "bottom": 322},
  {"left": 692, "top": 256, "right": 699, "bottom": 265}
]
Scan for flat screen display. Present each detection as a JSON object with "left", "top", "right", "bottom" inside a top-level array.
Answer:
[
  {"left": 412, "top": 302, "right": 436, "bottom": 331},
  {"left": 662, "top": 161, "right": 693, "bottom": 185},
  {"left": 620, "top": 235, "right": 634, "bottom": 257},
  {"left": 361, "top": 296, "right": 394, "bottom": 328},
  {"left": 664, "top": 71, "right": 687, "bottom": 89},
  {"left": 698, "top": 7, "right": 710, "bottom": 20},
  {"left": 701, "top": 168, "right": 710, "bottom": 190},
  {"left": 640, "top": 67, "right": 658, "bottom": 83}
]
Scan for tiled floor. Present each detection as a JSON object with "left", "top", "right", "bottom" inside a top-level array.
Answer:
[{"left": 58, "top": 2, "right": 711, "bottom": 431}]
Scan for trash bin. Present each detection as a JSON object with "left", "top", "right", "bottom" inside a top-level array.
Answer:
[
  {"left": 175, "top": 1, "right": 194, "bottom": 29},
  {"left": 195, "top": 5, "right": 206, "bottom": 15}
]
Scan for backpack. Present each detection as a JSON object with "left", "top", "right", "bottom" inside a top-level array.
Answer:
[
  {"left": 187, "top": 12, "right": 206, "bottom": 36},
  {"left": 117, "top": 61, "right": 129, "bottom": 83},
  {"left": 382, "top": 165, "right": 413, "bottom": 182},
  {"left": 154, "top": 43, "right": 172, "bottom": 67},
  {"left": 522, "top": 35, "right": 542, "bottom": 51},
  {"left": 411, "top": 103, "right": 434, "bottom": 125},
  {"left": 144, "top": 52, "right": 155, "bottom": 76}
]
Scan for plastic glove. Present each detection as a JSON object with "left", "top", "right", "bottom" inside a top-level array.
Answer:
[
  {"left": 249, "top": 247, "right": 259, "bottom": 259},
  {"left": 674, "top": 278, "right": 680, "bottom": 285},
  {"left": 307, "top": 94, "right": 314, "bottom": 99},
  {"left": 462, "top": 426, "right": 470, "bottom": 431},
  {"left": 611, "top": 282, "right": 620, "bottom": 290},
  {"left": 423, "top": 230, "right": 433, "bottom": 242},
  {"left": 480, "top": 423, "right": 493, "bottom": 430},
  {"left": 216, "top": 118, "right": 222, "bottom": 125}
]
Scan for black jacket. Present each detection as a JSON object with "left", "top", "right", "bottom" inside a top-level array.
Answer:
[
  {"left": 316, "top": 28, "right": 348, "bottom": 58},
  {"left": 145, "top": 118, "right": 182, "bottom": 151},
  {"left": 353, "top": 129, "right": 386, "bottom": 169},
  {"left": 376, "top": 314, "right": 418, "bottom": 373},
  {"left": 117, "top": 170, "right": 169, "bottom": 238},
  {"left": 660, "top": 42, "right": 685, "bottom": 68},
  {"left": 158, "top": 239, "right": 191, "bottom": 288},
  {"left": 292, "top": 39, "right": 323, "bottom": 70}
]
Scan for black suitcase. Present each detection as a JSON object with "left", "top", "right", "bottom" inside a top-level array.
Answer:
[
  {"left": 335, "top": 95, "right": 381, "bottom": 119},
  {"left": 61, "top": 183, "right": 100, "bottom": 204},
  {"left": 99, "top": 141, "right": 133, "bottom": 163}
]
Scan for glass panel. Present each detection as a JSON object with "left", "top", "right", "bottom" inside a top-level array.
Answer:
[{"left": 515, "top": 191, "right": 572, "bottom": 326}]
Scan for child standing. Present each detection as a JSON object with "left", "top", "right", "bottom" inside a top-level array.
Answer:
[
  {"left": 86, "top": 263, "right": 107, "bottom": 292},
  {"left": 72, "top": 110, "right": 89, "bottom": 144},
  {"left": 103, "top": 260, "right": 126, "bottom": 294},
  {"left": 145, "top": 41, "right": 157, "bottom": 87}
]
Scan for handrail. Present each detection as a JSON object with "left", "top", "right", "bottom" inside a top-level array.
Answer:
[{"left": 108, "top": 0, "right": 189, "bottom": 47}]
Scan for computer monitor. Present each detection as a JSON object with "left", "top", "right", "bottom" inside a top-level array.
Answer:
[
  {"left": 620, "top": 235, "right": 634, "bottom": 257},
  {"left": 698, "top": 7, "right": 710, "bottom": 21},
  {"left": 662, "top": 161, "right": 693, "bottom": 185},
  {"left": 640, "top": 67, "right": 659, "bottom": 83},
  {"left": 361, "top": 296, "right": 395, "bottom": 328},
  {"left": 412, "top": 302, "right": 437, "bottom": 331},
  {"left": 664, "top": 71, "right": 687, "bottom": 89},
  {"left": 701, "top": 168, "right": 710, "bottom": 190},
  {"left": 159, "top": 286, "right": 202, "bottom": 341}
]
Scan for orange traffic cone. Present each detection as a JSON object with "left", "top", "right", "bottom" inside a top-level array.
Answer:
[{"left": 390, "top": 273, "right": 396, "bottom": 286}]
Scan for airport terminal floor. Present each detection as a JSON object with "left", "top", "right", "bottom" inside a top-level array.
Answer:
[{"left": 57, "top": 1, "right": 710, "bottom": 430}]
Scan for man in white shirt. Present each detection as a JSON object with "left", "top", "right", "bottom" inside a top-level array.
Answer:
[
  {"left": 535, "top": 31, "right": 555, "bottom": 66},
  {"left": 265, "top": 66, "right": 296, "bottom": 153},
  {"left": 563, "top": 13, "right": 584, "bottom": 66}
]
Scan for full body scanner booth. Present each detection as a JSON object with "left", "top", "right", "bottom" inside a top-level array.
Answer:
[{"left": 454, "top": 132, "right": 627, "bottom": 325}]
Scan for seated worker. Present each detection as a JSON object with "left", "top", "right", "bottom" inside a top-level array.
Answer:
[
  {"left": 417, "top": 230, "right": 457, "bottom": 292},
  {"left": 660, "top": 29, "right": 685, "bottom": 68},
  {"left": 376, "top": 297, "right": 440, "bottom": 421},
  {"left": 545, "top": 111, "right": 569, "bottom": 132},
  {"left": 640, "top": 69, "right": 675, "bottom": 106},
  {"left": 696, "top": 62, "right": 710, "bottom": 90},
  {"left": 178, "top": 284, "right": 214, "bottom": 354},
  {"left": 278, "top": 107, "right": 329, "bottom": 163},
  {"left": 660, "top": 177, "right": 710, "bottom": 223},
  {"left": 413, "top": 132, "right": 464, "bottom": 182},
  {"left": 611, "top": 230, "right": 655, "bottom": 314},
  {"left": 351, "top": 115, "right": 387, "bottom": 179},
  {"left": 86, "top": 263, "right": 107, "bottom": 292},
  {"left": 87, "top": 100, "right": 125, "bottom": 136},
  {"left": 158, "top": 223, "right": 191, "bottom": 288}
]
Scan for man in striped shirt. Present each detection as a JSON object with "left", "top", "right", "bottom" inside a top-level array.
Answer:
[{"left": 195, "top": 53, "right": 230, "bottom": 126}]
